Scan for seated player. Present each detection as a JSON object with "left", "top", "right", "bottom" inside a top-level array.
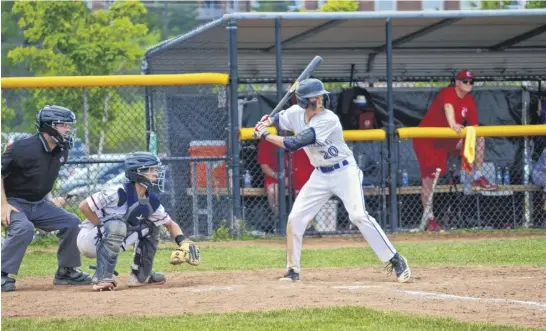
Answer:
[{"left": 77, "top": 152, "right": 200, "bottom": 291}]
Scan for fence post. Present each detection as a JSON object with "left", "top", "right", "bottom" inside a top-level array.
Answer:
[
  {"left": 386, "top": 17, "right": 399, "bottom": 232},
  {"left": 228, "top": 19, "right": 242, "bottom": 235},
  {"left": 142, "top": 55, "right": 152, "bottom": 148},
  {"left": 275, "top": 17, "right": 287, "bottom": 236}
]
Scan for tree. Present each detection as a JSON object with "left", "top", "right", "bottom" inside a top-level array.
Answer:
[
  {"left": 318, "top": 0, "right": 359, "bottom": 12},
  {"left": 525, "top": 1, "right": 546, "bottom": 8},
  {"left": 142, "top": 1, "right": 199, "bottom": 41},
  {"left": 252, "top": 0, "right": 293, "bottom": 12},
  {"left": 8, "top": 1, "right": 149, "bottom": 154}
]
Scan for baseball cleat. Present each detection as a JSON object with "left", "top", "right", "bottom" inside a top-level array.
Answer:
[
  {"left": 92, "top": 280, "right": 117, "bottom": 292},
  {"left": 279, "top": 268, "right": 300, "bottom": 281},
  {"left": 53, "top": 267, "right": 92, "bottom": 285},
  {"left": 127, "top": 271, "right": 166, "bottom": 287},
  {"left": 387, "top": 253, "right": 411, "bottom": 283},
  {"left": 1, "top": 273, "right": 16, "bottom": 292}
]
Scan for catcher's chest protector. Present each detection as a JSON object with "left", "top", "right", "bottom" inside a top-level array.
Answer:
[{"left": 117, "top": 183, "right": 161, "bottom": 227}]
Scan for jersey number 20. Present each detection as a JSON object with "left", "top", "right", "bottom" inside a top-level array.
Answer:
[{"left": 323, "top": 146, "right": 339, "bottom": 159}]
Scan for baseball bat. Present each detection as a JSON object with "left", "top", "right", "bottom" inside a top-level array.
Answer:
[
  {"left": 269, "top": 55, "right": 323, "bottom": 117},
  {"left": 419, "top": 168, "right": 442, "bottom": 231}
]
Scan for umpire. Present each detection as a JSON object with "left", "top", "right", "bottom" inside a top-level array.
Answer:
[{"left": 1, "top": 105, "right": 91, "bottom": 292}]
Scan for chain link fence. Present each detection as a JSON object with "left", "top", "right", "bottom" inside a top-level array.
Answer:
[
  {"left": 2, "top": 80, "right": 230, "bottom": 240},
  {"left": 237, "top": 79, "right": 546, "bottom": 236},
  {"left": 2, "top": 77, "right": 544, "bottom": 241},
  {"left": 396, "top": 135, "right": 546, "bottom": 231}
]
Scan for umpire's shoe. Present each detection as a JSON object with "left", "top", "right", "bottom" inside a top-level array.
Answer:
[
  {"left": 53, "top": 267, "right": 92, "bottom": 285},
  {"left": 279, "top": 268, "right": 300, "bottom": 281},
  {"left": 387, "top": 253, "right": 411, "bottom": 283},
  {"left": 1, "top": 273, "right": 16, "bottom": 292},
  {"left": 127, "top": 271, "right": 166, "bottom": 287}
]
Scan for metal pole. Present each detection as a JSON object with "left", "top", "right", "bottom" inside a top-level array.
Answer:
[
  {"left": 142, "top": 56, "right": 152, "bottom": 149},
  {"left": 275, "top": 17, "right": 287, "bottom": 236},
  {"left": 386, "top": 17, "right": 399, "bottom": 232},
  {"left": 163, "top": 1, "right": 169, "bottom": 40},
  {"left": 228, "top": 19, "right": 242, "bottom": 232},
  {"left": 522, "top": 90, "right": 532, "bottom": 228}
]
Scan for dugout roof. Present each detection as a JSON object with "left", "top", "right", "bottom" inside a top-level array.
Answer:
[{"left": 144, "top": 9, "right": 546, "bottom": 82}]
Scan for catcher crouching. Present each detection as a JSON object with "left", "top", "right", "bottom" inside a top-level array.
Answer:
[{"left": 77, "top": 152, "right": 200, "bottom": 291}]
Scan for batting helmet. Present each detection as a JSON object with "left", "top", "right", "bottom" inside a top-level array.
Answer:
[
  {"left": 295, "top": 78, "right": 329, "bottom": 109},
  {"left": 124, "top": 152, "right": 166, "bottom": 192},
  {"left": 35, "top": 105, "right": 77, "bottom": 149}
]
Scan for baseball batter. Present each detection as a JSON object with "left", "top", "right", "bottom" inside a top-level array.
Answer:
[
  {"left": 254, "top": 78, "right": 411, "bottom": 283},
  {"left": 77, "top": 152, "right": 200, "bottom": 291}
]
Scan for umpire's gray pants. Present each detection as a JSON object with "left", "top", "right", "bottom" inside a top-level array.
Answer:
[{"left": 1, "top": 197, "right": 82, "bottom": 275}]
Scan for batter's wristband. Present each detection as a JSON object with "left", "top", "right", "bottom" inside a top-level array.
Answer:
[
  {"left": 175, "top": 234, "right": 186, "bottom": 246},
  {"left": 261, "top": 131, "right": 270, "bottom": 140}
]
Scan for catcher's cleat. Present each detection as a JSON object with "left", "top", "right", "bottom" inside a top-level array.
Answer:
[
  {"left": 279, "top": 268, "right": 300, "bottom": 281},
  {"left": 1, "top": 273, "right": 16, "bottom": 292},
  {"left": 53, "top": 267, "right": 92, "bottom": 285},
  {"left": 127, "top": 271, "right": 166, "bottom": 287},
  {"left": 92, "top": 280, "right": 117, "bottom": 292},
  {"left": 386, "top": 253, "right": 411, "bottom": 283}
]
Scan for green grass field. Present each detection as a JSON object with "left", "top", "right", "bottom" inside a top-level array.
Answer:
[
  {"left": 3, "top": 232, "right": 546, "bottom": 331},
  {"left": 2, "top": 306, "right": 538, "bottom": 331},
  {"left": 15, "top": 235, "right": 546, "bottom": 277}
]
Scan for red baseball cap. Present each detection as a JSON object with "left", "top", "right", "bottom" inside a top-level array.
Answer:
[{"left": 456, "top": 69, "right": 474, "bottom": 81}]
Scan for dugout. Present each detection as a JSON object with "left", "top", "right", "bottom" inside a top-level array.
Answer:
[{"left": 143, "top": 9, "right": 546, "bottom": 234}]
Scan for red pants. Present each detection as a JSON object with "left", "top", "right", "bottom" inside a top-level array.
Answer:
[{"left": 413, "top": 138, "right": 459, "bottom": 179}]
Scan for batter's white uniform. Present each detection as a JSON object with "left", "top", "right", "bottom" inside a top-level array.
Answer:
[
  {"left": 278, "top": 105, "right": 397, "bottom": 273},
  {"left": 77, "top": 187, "right": 173, "bottom": 259}
]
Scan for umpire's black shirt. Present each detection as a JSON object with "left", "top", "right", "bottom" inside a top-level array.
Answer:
[{"left": 1, "top": 134, "right": 68, "bottom": 202}]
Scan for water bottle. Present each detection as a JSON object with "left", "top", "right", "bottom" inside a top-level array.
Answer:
[
  {"left": 503, "top": 167, "right": 510, "bottom": 185},
  {"left": 401, "top": 169, "right": 409, "bottom": 187},
  {"left": 243, "top": 170, "right": 252, "bottom": 188},
  {"left": 496, "top": 167, "right": 503, "bottom": 185}
]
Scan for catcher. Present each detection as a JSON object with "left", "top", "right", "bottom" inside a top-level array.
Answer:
[{"left": 76, "top": 152, "right": 200, "bottom": 291}]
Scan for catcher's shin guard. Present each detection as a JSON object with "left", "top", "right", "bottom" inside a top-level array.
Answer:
[
  {"left": 94, "top": 218, "right": 126, "bottom": 284},
  {"left": 131, "top": 223, "right": 160, "bottom": 283}
]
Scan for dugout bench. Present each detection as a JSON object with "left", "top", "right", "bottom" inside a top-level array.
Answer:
[{"left": 186, "top": 164, "right": 543, "bottom": 235}]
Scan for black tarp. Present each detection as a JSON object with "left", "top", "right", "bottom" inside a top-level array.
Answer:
[{"left": 240, "top": 86, "right": 532, "bottom": 185}]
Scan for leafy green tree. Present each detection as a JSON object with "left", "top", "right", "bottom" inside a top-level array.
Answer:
[
  {"left": 252, "top": 0, "right": 293, "bottom": 12},
  {"left": 1, "top": 97, "right": 16, "bottom": 133},
  {"left": 319, "top": 0, "right": 359, "bottom": 12},
  {"left": 525, "top": 1, "right": 546, "bottom": 8},
  {"left": 8, "top": 0, "right": 149, "bottom": 154},
  {"left": 143, "top": 1, "right": 199, "bottom": 41},
  {"left": 1, "top": 1, "right": 28, "bottom": 78}
]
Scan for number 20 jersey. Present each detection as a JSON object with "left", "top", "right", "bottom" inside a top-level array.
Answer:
[{"left": 277, "top": 105, "right": 354, "bottom": 167}]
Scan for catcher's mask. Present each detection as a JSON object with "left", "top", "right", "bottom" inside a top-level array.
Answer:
[
  {"left": 295, "top": 78, "right": 330, "bottom": 109},
  {"left": 125, "top": 152, "right": 166, "bottom": 192},
  {"left": 35, "top": 105, "right": 77, "bottom": 149}
]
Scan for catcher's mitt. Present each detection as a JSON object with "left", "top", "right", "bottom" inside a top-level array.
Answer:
[{"left": 170, "top": 240, "right": 200, "bottom": 266}]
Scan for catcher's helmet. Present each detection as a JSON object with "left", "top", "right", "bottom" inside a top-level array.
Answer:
[
  {"left": 124, "top": 152, "right": 166, "bottom": 192},
  {"left": 35, "top": 105, "right": 77, "bottom": 149},
  {"left": 295, "top": 78, "right": 329, "bottom": 109}
]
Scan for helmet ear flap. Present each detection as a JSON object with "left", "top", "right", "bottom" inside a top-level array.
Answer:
[{"left": 296, "top": 96, "right": 309, "bottom": 109}]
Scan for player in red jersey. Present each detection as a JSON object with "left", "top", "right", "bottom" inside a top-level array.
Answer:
[{"left": 413, "top": 69, "right": 497, "bottom": 232}]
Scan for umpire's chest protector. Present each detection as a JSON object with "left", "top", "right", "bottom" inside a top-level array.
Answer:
[{"left": 117, "top": 183, "right": 161, "bottom": 227}]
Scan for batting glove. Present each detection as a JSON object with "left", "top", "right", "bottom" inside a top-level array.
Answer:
[
  {"left": 259, "top": 115, "right": 274, "bottom": 127},
  {"left": 253, "top": 122, "right": 270, "bottom": 140}
]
